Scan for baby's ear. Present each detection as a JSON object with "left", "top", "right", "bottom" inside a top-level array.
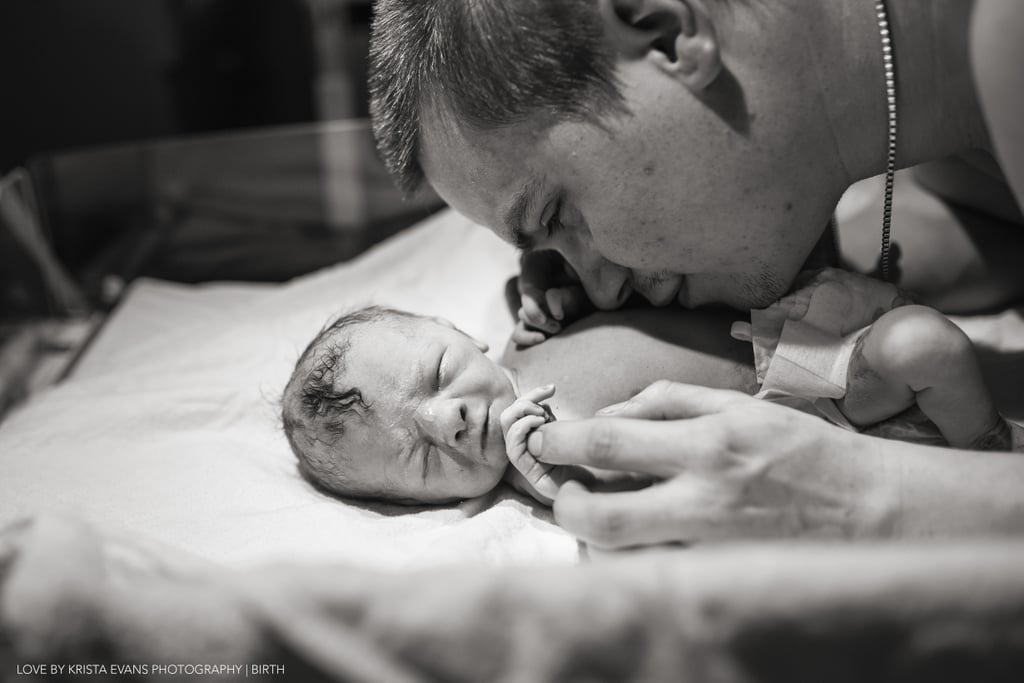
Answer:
[{"left": 430, "top": 316, "right": 490, "bottom": 353}]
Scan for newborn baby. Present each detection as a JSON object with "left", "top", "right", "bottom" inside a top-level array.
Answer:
[
  {"left": 281, "top": 307, "right": 581, "bottom": 505},
  {"left": 282, "top": 285, "right": 1022, "bottom": 509},
  {"left": 281, "top": 305, "right": 755, "bottom": 505}
]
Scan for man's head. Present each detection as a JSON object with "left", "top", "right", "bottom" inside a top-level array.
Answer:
[
  {"left": 370, "top": 0, "right": 853, "bottom": 309},
  {"left": 282, "top": 307, "right": 514, "bottom": 505}
]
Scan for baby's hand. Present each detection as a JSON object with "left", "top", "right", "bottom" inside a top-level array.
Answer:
[
  {"left": 500, "top": 384, "right": 577, "bottom": 504},
  {"left": 513, "top": 252, "right": 595, "bottom": 347}
]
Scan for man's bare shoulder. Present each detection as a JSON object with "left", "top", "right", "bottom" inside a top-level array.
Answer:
[
  {"left": 970, "top": 0, "right": 1024, "bottom": 219},
  {"left": 912, "top": 153, "right": 1022, "bottom": 225}
]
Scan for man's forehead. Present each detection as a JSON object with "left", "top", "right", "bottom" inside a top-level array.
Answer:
[{"left": 420, "top": 112, "right": 540, "bottom": 236}]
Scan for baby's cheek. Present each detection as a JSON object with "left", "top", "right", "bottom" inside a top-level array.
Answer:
[
  {"left": 381, "top": 424, "right": 419, "bottom": 465},
  {"left": 384, "top": 424, "right": 415, "bottom": 447}
]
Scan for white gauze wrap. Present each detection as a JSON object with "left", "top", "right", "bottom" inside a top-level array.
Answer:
[{"left": 731, "top": 268, "right": 909, "bottom": 428}]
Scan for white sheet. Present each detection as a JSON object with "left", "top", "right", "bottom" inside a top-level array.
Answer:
[
  {"left": 72, "top": 280, "right": 273, "bottom": 380},
  {"left": 0, "top": 210, "right": 580, "bottom": 569}
]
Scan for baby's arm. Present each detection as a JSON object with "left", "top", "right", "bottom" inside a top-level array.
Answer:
[
  {"left": 839, "top": 305, "right": 1017, "bottom": 450},
  {"left": 500, "top": 385, "right": 592, "bottom": 505}
]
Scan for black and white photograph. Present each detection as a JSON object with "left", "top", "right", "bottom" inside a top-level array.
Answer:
[{"left": 3, "top": 0, "right": 1024, "bottom": 680}]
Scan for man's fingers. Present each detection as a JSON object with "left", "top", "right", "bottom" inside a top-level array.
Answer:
[
  {"left": 528, "top": 417, "right": 721, "bottom": 477},
  {"left": 556, "top": 477, "right": 808, "bottom": 547},
  {"left": 596, "top": 381, "right": 750, "bottom": 420},
  {"left": 553, "top": 481, "right": 699, "bottom": 548}
]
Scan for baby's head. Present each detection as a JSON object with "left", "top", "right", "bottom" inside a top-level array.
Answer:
[{"left": 282, "top": 306, "right": 515, "bottom": 504}]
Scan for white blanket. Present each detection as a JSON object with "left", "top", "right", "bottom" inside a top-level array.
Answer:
[{"left": 0, "top": 210, "right": 580, "bottom": 569}]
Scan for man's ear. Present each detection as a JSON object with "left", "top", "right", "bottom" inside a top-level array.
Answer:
[
  {"left": 430, "top": 316, "right": 490, "bottom": 353},
  {"left": 599, "top": 0, "right": 722, "bottom": 92}
]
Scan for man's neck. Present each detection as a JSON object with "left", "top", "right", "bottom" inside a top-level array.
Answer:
[{"left": 812, "top": 0, "right": 991, "bottom": 182}]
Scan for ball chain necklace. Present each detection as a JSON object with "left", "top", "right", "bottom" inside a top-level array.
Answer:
[{"left": 874, "top": 0, "right": 897, "bottom": 281}]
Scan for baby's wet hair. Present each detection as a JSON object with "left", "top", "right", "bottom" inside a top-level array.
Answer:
[{"left": 281, "top": 305, "right": 422, "bottom": 500}]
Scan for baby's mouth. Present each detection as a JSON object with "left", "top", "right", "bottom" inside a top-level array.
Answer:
[{"left": 479, "top": 403, "right": 490, "bottom": 461}]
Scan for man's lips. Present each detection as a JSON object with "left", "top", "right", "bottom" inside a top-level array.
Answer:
[
  {"left": 631, "top": 273, "right": 687, "bottom": 307},
  {"left": 675, "top": 276, "right": 692, "bottom": 308}
]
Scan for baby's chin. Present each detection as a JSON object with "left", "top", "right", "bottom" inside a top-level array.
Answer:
[
  {"left": 485, "top": 441, "right": 509, "bottom": 470},
  {"left": 457, "top": 459, "right": 508, "bottom": 500}
]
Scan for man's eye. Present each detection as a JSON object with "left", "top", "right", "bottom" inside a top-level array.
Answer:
[
  {"left": 544, "top": 215, "right": 562, "bottom": 236},
  {"left": 544, "top": 202, "right": 564, "bottom": 237}
]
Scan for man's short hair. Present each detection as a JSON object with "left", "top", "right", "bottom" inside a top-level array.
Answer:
[
  {"left": 369, "top": 0, "right": 626, "bottom": 194},
  {"left": 281, "top": 306, "right": 421, "bottom": 500}
]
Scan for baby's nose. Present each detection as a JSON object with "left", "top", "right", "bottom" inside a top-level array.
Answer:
[{"left": 416, "top": 397, "right": 469, "bottom": 448}]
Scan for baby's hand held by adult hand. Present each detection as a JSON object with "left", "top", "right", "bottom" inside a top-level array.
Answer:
[
  {"left": 527, "top": 381, "right": 888, "bottom": 548},
  {"left": 500, "top": 385, "right": 570, "bottom": 503}
]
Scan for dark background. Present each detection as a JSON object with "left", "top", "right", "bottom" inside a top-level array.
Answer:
[
  {"left": 0, "top": 0, "right": 374, "bottom": 173},
  {"left": 0, "top": 0, "right": 439, "bottom": 322}
]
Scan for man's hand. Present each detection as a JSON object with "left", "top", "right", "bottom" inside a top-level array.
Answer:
[
  {"left": 513, "top": 251, "right": 594, "bottom": 347},
  {"left": 523, "top": 381, "right": 891, "bottom": 547}
]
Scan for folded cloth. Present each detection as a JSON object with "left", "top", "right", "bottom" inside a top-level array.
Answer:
[{"left": 731, "top": 268, "right": 910, "bottom": 428}]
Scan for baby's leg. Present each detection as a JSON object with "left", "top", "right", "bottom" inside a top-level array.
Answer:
[{"left": 839, "top": 305, "right": 1010, "bottom": 450}]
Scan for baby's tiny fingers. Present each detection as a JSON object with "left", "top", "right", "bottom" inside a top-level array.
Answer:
[
  {"left": 517, "top": 308, "right": 560, "bottom": 335},
  {"left": 520, "top": 298, "right": 547, "bottom": 326},
  {"left": 506, "top": 415, "right": 548, "bottom": 464},
  {"left": 510, "top": 414, "right": 547, "bottom": 442},
  {"left": 513, "top": 399, "right": 548, "bottom": 419},
  {"left": 512, "top": 323, "right": 547, "bottom": 347},
  {"left": 519, "top": 299, "right": 560, "bottom": 334},
  {"left": 522, "top": 384, "right": 556, "bottom": 404},
  {"left": 558, "top": 286, "right": 593, "bottom": 319},
  {"left": 500, "top": 399, "right": 548, "bottom": 436},
  {"left": 546, "top": 289, "right": 565, "bottom": 321}
]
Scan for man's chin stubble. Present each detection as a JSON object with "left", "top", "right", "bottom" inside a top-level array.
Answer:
[{"left": 683, "top": 270, "right": 790, "bottom": 310}]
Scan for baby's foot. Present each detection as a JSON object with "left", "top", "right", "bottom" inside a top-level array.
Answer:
[{"left": 1010, "top": 420, "right": 1024, "bottom": 453}]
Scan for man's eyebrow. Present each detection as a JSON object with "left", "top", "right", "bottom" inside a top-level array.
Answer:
[{"left": 503, "top": 178, "right": 544, "bottom": 251}]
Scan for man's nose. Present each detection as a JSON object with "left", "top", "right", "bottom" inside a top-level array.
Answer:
[
  {"left": 564, "top": 251, "right": 632, "bottom": 311},
  {"left": 415, "top": 397, "right": 469, "bottom": 448}
]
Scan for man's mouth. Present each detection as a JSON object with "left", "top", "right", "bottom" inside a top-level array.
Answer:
[
  {"left": 631, "top": 272, "right": 687, "bottom": 307},
  {"left": 675, "top": 277, "right": 693, "bottom": 308}
]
